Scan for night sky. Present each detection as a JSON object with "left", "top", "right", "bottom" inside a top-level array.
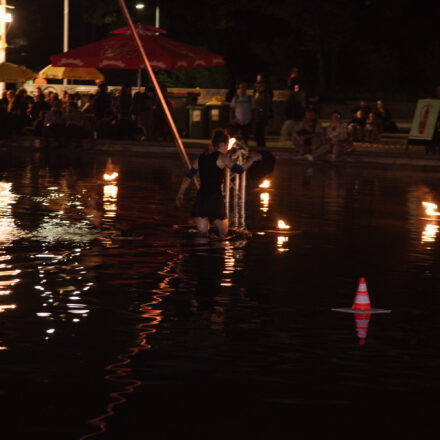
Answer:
[{"left": 5, "top": 0, "right": 440, "bottom": 96}]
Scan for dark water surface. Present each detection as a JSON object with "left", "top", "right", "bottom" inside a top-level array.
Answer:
[{"left": 0, "top": 150, "right": 439, "bottom": 438}]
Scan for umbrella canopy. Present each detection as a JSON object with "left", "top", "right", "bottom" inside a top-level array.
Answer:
[
  {"left": 51, "top": 30, "right": 225, "bottom": 71},
  {"left": 111, "top": 23, "right": 167, "bottom": 36},
  {"left": 0, "top": 62, "right": 37, "bottom": 82},
  {"left": 39, "top": 64, "right": 104, "bottom": 81}
]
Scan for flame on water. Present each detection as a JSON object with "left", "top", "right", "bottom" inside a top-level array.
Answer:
[
  {"left": 259, "top": 180, "right": 271, "bottom": 189},
  {"left": 422, "top": 201, "right": 440, "bottom": 216},
  {"left": 277, "top": 220, "right": 291, "bottom": 230},
  {"left": 227, "top": 137, "right": 236, "bottom": 150},
  {"left": 103, "top": 172, "right": 119, "bottom": 182}
]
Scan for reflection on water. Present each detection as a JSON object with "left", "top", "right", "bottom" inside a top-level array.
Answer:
[
  {"left": 422, "top": 223, "right": 439, "bottom": 243},
  {"left": 260, "top": 192, "right": 270, "bottom": 214},
  {"left": 103, "top": 184, "right": 118, "bottom": 219},
  {"left": 0, "top": 182, "right": 24, "bottom": 344},
  {"left": 277, "top": 235, "right": 289, "bottom": 253},
  {"left": 3, "top": 154, "right": 440, "bottom": 436}
]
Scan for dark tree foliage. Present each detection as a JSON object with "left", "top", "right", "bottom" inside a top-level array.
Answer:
[{"left": 4, "top": 0, "right": 440, "bottom": 96}]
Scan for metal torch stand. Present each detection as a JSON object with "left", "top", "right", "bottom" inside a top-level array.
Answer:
[{"left": 224, "top": 149, "right": 247, "bottom": 231}]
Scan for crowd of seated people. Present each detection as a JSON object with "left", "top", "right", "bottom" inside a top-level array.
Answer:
[
  {"left": 0, "top": 82, "right": 175, "bottom": 146},
  {"left": 292, "top": 107, "right": 354, "bottom": 161},
  {"left": 347, "top": 99, "right": 398, "bottom": 142}
]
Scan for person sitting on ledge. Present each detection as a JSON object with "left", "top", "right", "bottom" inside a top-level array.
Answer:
[
  {"left": 347, "top": 108, "right": 367, "bottom": 142},
  {"left": 364, "top": 111, "right": 380, "bottom": 143},
  {"left": 325, "top": 111, "right": 354, "bottom": 160},
  {"left": 292, "top": 107, "right": 326, "bottom": 160},
  {"left": 375, "top": 100, "right": 398, "bottom": 133},
  {"left": 176, "top": 129, "right": 261, "bottom": 239}
]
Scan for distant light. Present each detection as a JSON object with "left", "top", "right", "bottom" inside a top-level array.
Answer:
[
  {"left": 135, "top": 3, "right": 145, "bottom": 9},
  {"left": 2, "top": 12, "right": 12, "bottom": 23},
  {"left": 259, "top": 180, "right": 271, "bottom": 189}
]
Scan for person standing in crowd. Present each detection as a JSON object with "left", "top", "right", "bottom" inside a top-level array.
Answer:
[
  {"left": 225, "top": 80, "right": 238, "bottom": 103},
  {"left": 114, "top": 84, "right": 132, "bottom": 119},
  {"left": 93, "top": 82, "right": 112, "bottom": 122},
  {"left": 253, "top": 78, "right": 273, "bottom": 147},
  {"left": 280, "top": 83, "right": 306, "bottom": 146},
  {"left": 287, "top": 66, "right": 301, "bottom": 89},
  {"left": 229, "top": 81, "right": 255, "bottom": 146},
  {"left": 152, "top": 85, "right": 174, "bottom": 141}
]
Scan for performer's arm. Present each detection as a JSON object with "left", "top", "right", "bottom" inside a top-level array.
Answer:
[{"left": 176, "top": 159, "right": 198, "bottom": 207}]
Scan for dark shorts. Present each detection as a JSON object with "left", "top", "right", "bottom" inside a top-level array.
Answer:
[{"left": 192, "top": 191, "right": 226, "bottom": 222}]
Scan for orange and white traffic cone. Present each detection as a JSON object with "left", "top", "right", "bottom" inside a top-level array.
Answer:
[
  {"left": 352, "top": 277, "right": 371, "bottom": 312},
  {"left": 332, "top": 277, "right": 391, "bottom": 314},
  {"left": 354, "top": 313, "right": 371, "bottom": 345}
]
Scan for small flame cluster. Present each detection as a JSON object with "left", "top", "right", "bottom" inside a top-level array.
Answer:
[
  {"left": 277, "top": 220, "right": 291, "bottom": 230},
  {"left": 422, "top": 202, "right": 440, "bottom": 216}
]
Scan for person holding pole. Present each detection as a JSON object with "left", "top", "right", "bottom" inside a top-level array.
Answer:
[{"left": 176, "top": 129, "right": 261, "bottom": 239}]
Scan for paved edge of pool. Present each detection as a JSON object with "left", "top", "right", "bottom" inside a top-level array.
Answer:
[{"left": 2, "top": 135, "right": 440, "bottom": 170}]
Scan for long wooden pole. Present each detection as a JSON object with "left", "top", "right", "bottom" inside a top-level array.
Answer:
[{"left": 117, "top": 0, "right": 198, "bottom": 188}]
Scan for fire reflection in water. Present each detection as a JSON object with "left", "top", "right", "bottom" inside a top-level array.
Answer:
[
  {"left": 103, "top": 184, "right": 118, "bottom": 219},
  {"left": 422, "top": 223, "right": 439, "bottom": 243},
  {"left": 260, "top": 192, "right": 270, "bottom": 214},
  {"left": 80, "top": 258, "right": 177, "bottom": 440},
  {"left": 0, "top": 182, "right": 25, "bottom": 348},
  {"left": 277, "top": 235, "right": 289, "bottom": 253}
]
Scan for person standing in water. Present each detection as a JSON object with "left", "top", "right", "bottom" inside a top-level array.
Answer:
[{"left": 176, "top": 129, "right": 261, "bottom": 239}]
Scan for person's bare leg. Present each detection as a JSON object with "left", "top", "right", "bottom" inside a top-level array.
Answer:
[
  {"left": 213, "top": 218, "right": 228, "bottom": 239},
  {"left": 195, "top": 217, "right": 210, "bottom": 236}
]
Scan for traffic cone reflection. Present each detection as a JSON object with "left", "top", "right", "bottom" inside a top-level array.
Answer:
[
  {"left": 354, "top": 313, "right": 371, "bottom": 345},
  {"left": 106, "top": 158, "right": 114, "bottom": 174},
  {"left": 352, "top": 277, "right": 372, "bottom": 311}
]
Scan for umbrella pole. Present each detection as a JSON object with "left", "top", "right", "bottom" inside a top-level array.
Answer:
[{"left": 117, "top": 0, "right": 199, "bottom": 189}]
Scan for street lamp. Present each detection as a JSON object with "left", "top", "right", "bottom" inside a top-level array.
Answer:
[
  {"left": 63, "top": 0, "right": 69, "bottom": 85},
  {"left": 134, "top": 2, "right": 160, "bottom": 27}
]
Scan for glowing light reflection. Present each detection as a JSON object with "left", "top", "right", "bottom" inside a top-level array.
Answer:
[
  {"left": 277, "top": 236, "right": 289, "bottom": 253},
  {"left": 422, "top": 224, "right": 439, "bottom": 243},
  {"left": 260, "top": 192, "right": 270, "bottom": 213}
]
